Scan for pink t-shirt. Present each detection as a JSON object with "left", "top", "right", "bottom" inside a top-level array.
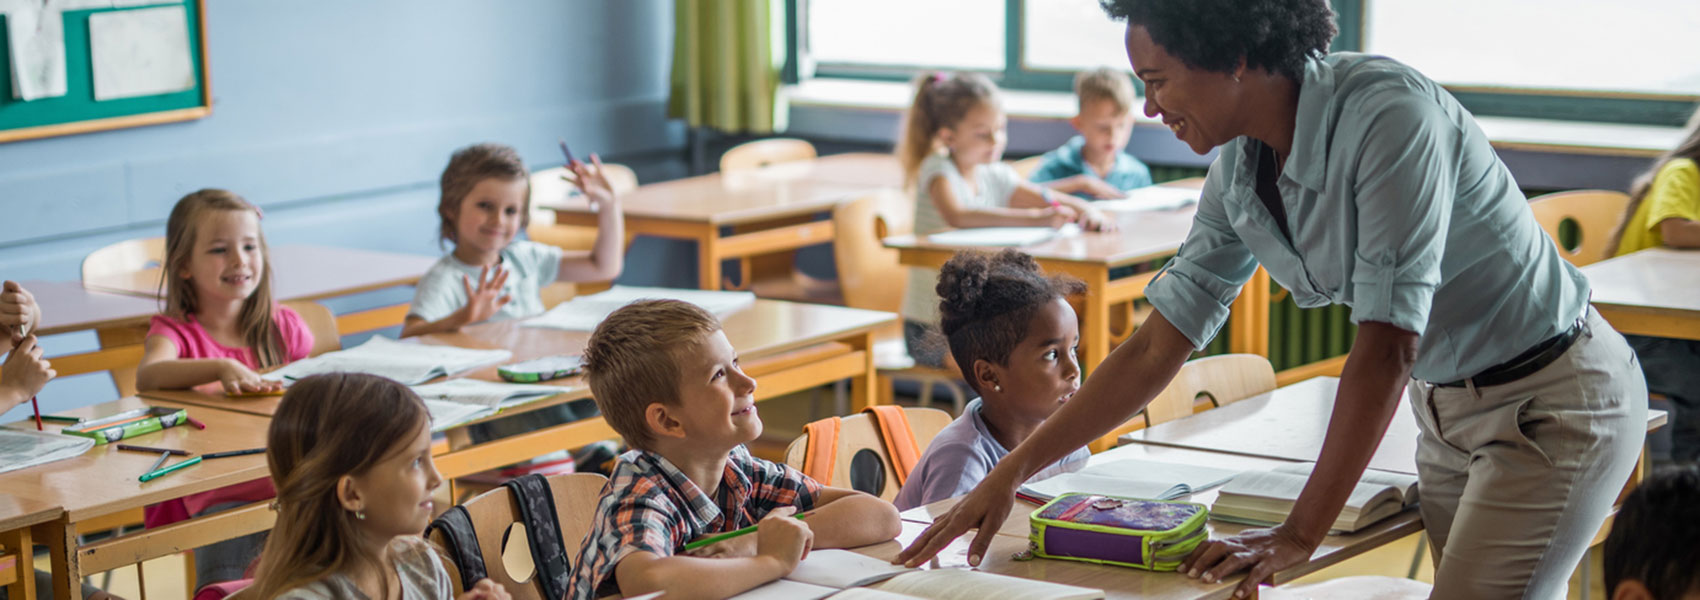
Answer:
[{"left": 142, "top": 306, "right": 314, "bottom": 527}]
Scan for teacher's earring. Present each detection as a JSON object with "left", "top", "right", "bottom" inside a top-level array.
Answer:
[{"left": 993, "top": 384, "right": 1002, "bottom": 393}]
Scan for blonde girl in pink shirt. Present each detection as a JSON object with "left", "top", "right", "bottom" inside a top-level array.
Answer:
[{"left": 135, "top": 188, "right": 315, "bottom": 591}]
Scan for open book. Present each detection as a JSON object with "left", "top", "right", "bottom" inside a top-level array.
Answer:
[
  {"left": 1211, "top": 463, "right": 1420, "bottom": 534},
  {"left": 261, "top": 336, "right": 512, "bottom": 386},
  {"left": 1018, "top": 458, "right": 1241, "bottom": 504},
  {"left": 1090, "top": 185, "right": 1200, "bottom": 213},
  {"left": 731, "top": 550, "right": 1102, "bottom": 600},
  {"left": 522, "top": 286, "right": 757, "bottom": 331},
  {"left": 410, "top": 379, "right": 574, "bottom": 431},
  {"left": 0, "top": 428, "right": 95, "bottom": 475}
]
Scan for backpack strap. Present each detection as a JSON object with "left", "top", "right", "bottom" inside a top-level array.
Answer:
[
  {"left": 503, "top": 474, "right": 570, "bottom": 600},
  {"left": 423, "top": 505, "right": 486, "bottom": 591},
  {"left": 801, "top": 416, "right": 842, "bottom": 486},
  {"left": 863, "top": 406, "right": 921, "bottom": 487}
]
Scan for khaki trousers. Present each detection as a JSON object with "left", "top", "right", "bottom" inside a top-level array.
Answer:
[{"left": 1408, "top": 308, "right": 1647, "bottom": 599}]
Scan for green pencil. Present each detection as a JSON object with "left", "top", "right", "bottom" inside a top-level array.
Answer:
[
  {"left": 682, "top": 512, "right": 808, "bottom": 551},
  {"left": 139, "top": 455, "right": 203, "bottom": 483}
]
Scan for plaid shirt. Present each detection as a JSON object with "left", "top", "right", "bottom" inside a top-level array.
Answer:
[{"left": 567, "top": 445, "right": 822, "bottom": 600}]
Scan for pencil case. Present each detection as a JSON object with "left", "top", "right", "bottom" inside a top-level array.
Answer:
[
  {"left": 497, "top": 355, "right": 584, "bottom": 383},
  {"left": 1026, "top": 492, "right": 1209, "bottom": 571},
  {"left": 61, "top": 406, "right": 190, "bottom": 444}
]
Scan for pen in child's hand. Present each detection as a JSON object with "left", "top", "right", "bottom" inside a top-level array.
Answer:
[
  {"left": 31, "top": 396, "right": 41, "bottom": 431},
  {"left": 559, "top": 138, "right": 577, "bottom": 166},
  {"left": 681, "top": 511, "right": 810, "bottom": 551}
]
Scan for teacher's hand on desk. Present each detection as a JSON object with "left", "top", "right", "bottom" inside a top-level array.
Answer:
[
  {"left": 1182, "top": 525, "right": 1317, "bottom": 599},
  {"left": 894, "top": 462, "right": 1020, "bottom": 568}
]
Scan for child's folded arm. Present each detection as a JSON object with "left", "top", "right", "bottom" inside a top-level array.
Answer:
[
  {"left": 612, "top": 550, "right": 790, "bottom": 600},
  {"left": 806, "top": 487, "right": 903, "bottom": 549},
  {"left": 930, "top": 177, "right": 1062, "bottom": 229}
]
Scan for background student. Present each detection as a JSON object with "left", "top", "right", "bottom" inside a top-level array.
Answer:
[
  {"left": 1603, "top": 466, "right": 1700, "bottom": 600},
  {"left": 1029, "top": 67, "right": 1154, "bottom": 198}
]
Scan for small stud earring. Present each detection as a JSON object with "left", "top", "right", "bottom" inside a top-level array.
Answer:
[
  {"left": 355, "top": 510, "right": 366, "bottom": 520},
  {"left": 993, "top": 384, "right": 1002, "bottom": 392}
]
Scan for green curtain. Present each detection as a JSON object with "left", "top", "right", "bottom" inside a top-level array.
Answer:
[{"left": 669, "top": 0, "right": 786, "bottom": 134}]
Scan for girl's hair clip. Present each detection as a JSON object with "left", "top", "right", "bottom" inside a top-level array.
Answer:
[
  {"left": 252, "top": 204, "right": 264, "bottom": 220},
  {"left": 930, "top": 71, "right": 948, "bottom": 84}
]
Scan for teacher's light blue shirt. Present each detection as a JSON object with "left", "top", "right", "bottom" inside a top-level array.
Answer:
[{"left": 1144, "top": 53, "right": 1590, "bottom": 383}]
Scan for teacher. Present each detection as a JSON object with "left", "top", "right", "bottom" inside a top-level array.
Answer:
[{"left": 896, "top": 1, "right": 1648, "bottom": 598}]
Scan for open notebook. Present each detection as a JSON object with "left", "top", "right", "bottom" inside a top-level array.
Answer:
[
  {"left": 1018, "top": 458, "right": 1242, "bottom": 504},
  {"left": 261, "top": 336, "right": 511, "bottom": 386},
  {"left": 1090, "top": 185, "right": 1200, "bottom": 213},
  {"left": 731, "top": 550, "right": 1102, "bottom": 600},
  {"left": 410, "top": 379, "right": 574, "bottom": 431},
  {"left": 925, "top": 224, "right": 1081, "bottom": 248},
  {"left": 1211, "top": 463, "right": 1420, "bottom": 534},
  {"left": 0, "top": 428, "right": 95, "bottom": 475},
  {"left": 522, "top": 285, "right": 757, "bottom": 331}
]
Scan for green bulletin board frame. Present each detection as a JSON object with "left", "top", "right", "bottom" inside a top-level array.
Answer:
[{"left": 0, "top": 0, "right": 210, "bottom": 143}]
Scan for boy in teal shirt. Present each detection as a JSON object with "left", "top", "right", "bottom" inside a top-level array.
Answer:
[{"left": 1030, "top": 67, "right": 1153, "bottom": 198}]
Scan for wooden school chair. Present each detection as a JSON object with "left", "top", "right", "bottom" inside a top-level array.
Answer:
[
  {"left": 832, "top": 190, "right": 968, "bottom": 412},
  {"left": 280, "top": 300, "right": 341, "bottom": 357},
  {"left": 429, "top": 473, "right": 607, "bottom": 600},
  {"left": 77, "top": 237, "right": 167, "bottom": 396},
  {"left": 784, "top": 407, "right": 954, "bottom": 502},
  {"left": 1527, "top": 189, "right": 1631, "bottom": 267},
  {"left": 526, "top": 161, "right": 640, "bottom": 252},
  {"left": 1009, "top": 156, "right": 1044, "bottom": 179},
  {"left": 82, "top": 237, "right": 167, "bottom": 282},
  {"left": 719, "top": 138, "right": 818, "bottom": 172},
  {"left": 1091, "top": 353, "right": 1276, "bottom": 453},
  {"left": 547, "top": 473, "right": 608, "bottom": 558}
]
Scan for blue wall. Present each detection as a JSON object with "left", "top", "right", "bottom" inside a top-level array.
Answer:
[{"left": 0, "top": 0, "right": 685, "bottom": 420}]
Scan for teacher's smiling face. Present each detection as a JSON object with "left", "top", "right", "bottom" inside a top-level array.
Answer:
[{"left": 1125, "top": 25, "right": 1247, "bottom": 155}]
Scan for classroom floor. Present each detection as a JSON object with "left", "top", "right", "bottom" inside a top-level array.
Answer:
[{"left": 43, "top": 384, "right": 1609, "bottom": 600}]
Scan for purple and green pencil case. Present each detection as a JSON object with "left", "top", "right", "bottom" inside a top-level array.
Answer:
[{"left": 1027, "top": 492, "right": 1209, "bottom": 571}]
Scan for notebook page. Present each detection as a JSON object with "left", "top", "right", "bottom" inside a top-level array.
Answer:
[
  {"left": 925, "top": 226, "right": 1075, "bottom": 247},
  {"left": 523, "top": 286, "right": 756, "bottom": 331},
  {"left": 0, "top": 428, "right": 95, "bottom": 475},
  {"left": 1020, "top": 473, "right": 1189, "bottom": 502},
  {"left": 728, "top": 579, "right": 838, "bottom": 600},
  {"left": 410, "top": 379, "right": 572, "bottom": 409},
  {"left": 828, "top": 589, "right": 926, "bottom": 600},
  {"left": 1075, "top": 458, "right": 1243, "bottom": 492},
  {"left": 1272, "top": 463, "right": 1420, "bottom": 506},
  {"left": 786, "top": 549, "right": 915, "bottom": 589},
  {"left": 262, "top": 337, "right": 510, "bottom": 385},
  {"left": 874, "top": 569, "right": 1103, "bottom": 600},
  {"left": 423, "top": 399, "right": 493, "bottom": 432},
  {"left": 1090, "top": 186, "right": 1200, "bottom": 213}
]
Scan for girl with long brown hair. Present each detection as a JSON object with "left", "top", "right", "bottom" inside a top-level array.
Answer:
[
  {"left": 134, "top": 189, "right": 317, "bottom": 590},
  {"left": 1607, "top": 106, "right": 1700, "bottom": 467},
  {"left": 249, "top": 373, "right": 506, "bottom": 600}
]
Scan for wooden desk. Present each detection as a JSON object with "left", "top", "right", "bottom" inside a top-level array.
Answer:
[
  {"left": 877, "top": 443, "right": 1424, "bottom": 600},
  {"left": 81, "top": 244, "right": 437, "bottom": 302},
  {"left": 0, "top": 398, "right": 275, "bottom": 600},
  {"left": 0, "top": 498, "right": 61, "bottom": 600},
  {"left": 144, "top": 299, "right": 898, "bottom": 479},
  {"left": 1120, "top": 377, "right": 1668, "bottom": 475},
  {"left": 884, "top": 181, "right": 1272, "bottom": 373},
  {"left": 1582, "top": 248, "right": 1700, "bottom": 341},
  {"left": 28, "top": 280, "right": 161, "bottom": 336},
  {"left": 543, "top": 153, "right": 900, "bottom": 290}
]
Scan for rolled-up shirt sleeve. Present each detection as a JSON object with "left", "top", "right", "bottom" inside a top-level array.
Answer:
[
  {"left": 1145, "top": 160, "right": 1261, "bottom": 350},
  {"left": 1347, "top": 96, "right": 1456, "bottom": 335}
]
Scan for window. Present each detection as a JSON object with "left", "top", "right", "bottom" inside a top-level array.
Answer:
[
  {"left": 1022, "top": 0, "right": 1131, "bottom": 74},
  {"left": 806, "top": 0, "right": 1005, "bottom": 72},
  {"left": 1364, "top": 0, "right": 1700, "bottom": 97}
]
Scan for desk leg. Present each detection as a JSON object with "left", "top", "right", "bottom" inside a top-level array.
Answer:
[
  {"left": 1229, "top": 267, "right": 1271, "bottom": 357},
  {"left": 34, "top": 519, "right": 76, "bottom": 600},
  {"left": 2, "top": 525, "right": 34, "bottom": 600},
  {"left": 848, "top": 330, "right": 878, "bottom": 412},
  {"left": 698, "top": 230, "right": 722, "bottom": 290},
  {"left": 1082, "top": 269, "right": 1111, "bottom": 375}
]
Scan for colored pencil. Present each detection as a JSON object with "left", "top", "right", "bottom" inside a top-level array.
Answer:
[
  {"left": 139, "top": 455, "right": 203, "bottom": 483},
  {"left": 116, "top": 444, "right": 190, "bottom": 456},
  {"left": 682, "top": 512, "right": 809, "bottom": 551}
]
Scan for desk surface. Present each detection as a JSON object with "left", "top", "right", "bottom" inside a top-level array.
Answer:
[
  {"left": 28, "top": 280, "right": 162, "bottom": 336},
  {"left": 1582, "top": 248, "right": 1700, "bottom": 316},
  {"left": 542, "top": 153, "right": 899, "bottom": 226},
  {"left": 0, "top": 398, "right": 273, "bottom": 523},
  {"left": 81, "top": 244, "right": 437, "bottom": 302},
  {"left": 143, "top": 299, "right": 898, "bottom": 419},
  {"left": 880, "top": 445, "right": 1423, "bottom": 600},
  {"left": 883, "top": 183, "right": 1202, "bottom": 268}
]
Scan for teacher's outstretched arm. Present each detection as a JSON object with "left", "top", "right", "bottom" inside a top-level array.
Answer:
[
  {"left": 896, "top": 309, "right": 1196, "bottom": 567},
  {"left": 1182, "top": 321, "right": 1416, "bottom": 599}
]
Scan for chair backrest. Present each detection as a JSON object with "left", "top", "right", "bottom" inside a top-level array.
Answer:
[
  {"left": 547, "top": 472, "right": 609, "bottom": 565},
  {"left": 1091, "top": 354, "right": 1276, "bottom": 452},
  {"left": 1009, "top": 156, "right": 1044, "bottom": 179},
  {"left": 782, "top": 407, "right": 954, "bottom": 502},
  {"left": 82, "top": 237, "right": 166, "bottom": 282},
  {"left": 428, "top": 487, "right": 541, "bottom": 600},
  {"left": 279, "top": 300, "right": 341, "bottom": 357},
  {"left": 831, "top": 189, "right": 915, "bottom": 313},
  {"left": 1527, "top": 189, "right": 1632, "bottom": 267},
  {"left": 720, "top": 138, "right": 818, "bottom": 172}
]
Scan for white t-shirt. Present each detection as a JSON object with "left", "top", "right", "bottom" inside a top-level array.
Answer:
[
  {"left": 902, "top": 153, "right": 1023, "bottom": 324},
  {"left": 408, "top": 240, "right": 563, "bottom": 324}
]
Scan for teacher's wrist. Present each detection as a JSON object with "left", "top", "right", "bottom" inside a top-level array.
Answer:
[{"left": 1277, "top": 515, "right": 1328, "bottom": 551}]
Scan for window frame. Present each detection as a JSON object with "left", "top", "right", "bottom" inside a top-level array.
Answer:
[{"left": 784, "top": 0, "right": 1698, "bottom": 127}]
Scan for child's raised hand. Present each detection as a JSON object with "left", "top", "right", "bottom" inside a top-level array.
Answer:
[
  {"left": 456, "top": 265, "right": 512, "bottom": 327},
  {"left": 215, "top": 359, "right": 281, "bottom": 396},
  {"left": 754, "top": 506, "right": 814, "bottom": 573},
  {"left": 1077, "top": 206, "right": 1118, "bottom": 233},
  {"left": 561, "top": 154, "right": 621, "bottom": 214},
  {"left": 457, "top": 578, "right": 511, "bottom": 600},
  {"left": 0, "top": 335, "right": 54, "bottom": 408},
  {"left": 0, "top": 280, "right": 40, "bottom": 342}
]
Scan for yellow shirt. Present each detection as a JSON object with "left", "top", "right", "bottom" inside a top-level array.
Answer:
[{"left": 1615, "top": 158, "right": 1700, "bottom": 257}]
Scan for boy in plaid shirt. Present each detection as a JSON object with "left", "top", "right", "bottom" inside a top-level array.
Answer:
[{"left": 567, "top": 300, "right": 902, "bottom": 600}]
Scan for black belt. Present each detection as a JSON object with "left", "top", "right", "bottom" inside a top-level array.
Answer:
[{"left": 1435, "top": 317, "right": 1586, "bottom": 388}]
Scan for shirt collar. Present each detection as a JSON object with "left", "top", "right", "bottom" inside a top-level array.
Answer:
[
  {"left": 629, "top": 446, "right": 756, "bottom": 529},
  {"left": 1286, "top": 54, "right": 1336, "bottom": 191}
]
